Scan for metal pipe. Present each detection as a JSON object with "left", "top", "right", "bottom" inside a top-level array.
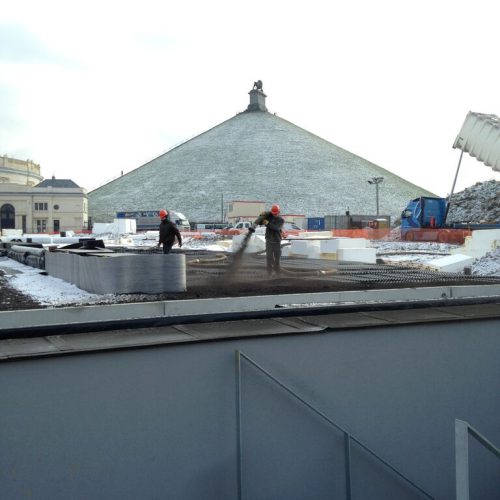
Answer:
[
  {"left": 236, "top": 351, "right": 243, "bottom": 500},
  {"left": 10, "top": 245, "right": 45, "bottom": 256},
  {"left": 239, "top": 351, "right": 434, "bottom": 499},
  {"left": 344, "top": 433, "right": 352, "bottom": 500},
  {"left": 455, "top": 419, "right": 470, "bottom": 500},
  {"left": 444, "top": 150, "right": 464, "bottom": 223}
]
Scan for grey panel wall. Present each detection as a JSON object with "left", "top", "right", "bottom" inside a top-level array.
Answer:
[
  {"left": 45, "top": 252, "right": 186, "bottom": 293},
  {"left": 1, "top": 319, "right": 499, "bottom": 499}
]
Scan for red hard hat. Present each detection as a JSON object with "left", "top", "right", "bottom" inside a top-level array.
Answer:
[
  {"left": 270, "top": 204, "right": 280, "bottom": 215},
  {"left": 159, "top": 209, "right": 168, "bottom": 218}
]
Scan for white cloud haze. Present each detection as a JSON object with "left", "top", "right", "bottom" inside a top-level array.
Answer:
[{"left": 1, "top": 0, "right": 499, "bottom": 196}]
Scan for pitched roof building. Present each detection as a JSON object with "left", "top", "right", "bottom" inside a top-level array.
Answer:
[
  {"left": 0, "top": 157, "right": 88, "bottom": 234},
  {"left": 37, "top": 179, "right": 81, "bottom": 189},
  {"left": 88, "top": 84, "right": 435, "bottom": 223}
]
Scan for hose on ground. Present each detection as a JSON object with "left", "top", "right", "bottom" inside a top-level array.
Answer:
[
  {"left": 187, "top": 253, "right": 228, "bottom": 266},
  {"left": 279, "top": 267, "right": 338, "bottom": 277},
  {"left": 249, "top": 251, "right": 338, "bottom": 276}
]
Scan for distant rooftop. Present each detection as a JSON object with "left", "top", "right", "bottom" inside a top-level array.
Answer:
[{"left": 37, "top": 177, "right": 80, "bottom": 188}]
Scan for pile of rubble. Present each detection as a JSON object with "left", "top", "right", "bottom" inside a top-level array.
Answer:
[{"left": 447, "top": 180, "right": 500, "bottom": 223}]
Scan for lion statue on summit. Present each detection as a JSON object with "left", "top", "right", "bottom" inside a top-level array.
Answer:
[{"left": 252, "top": 80, "right": 263, "bottom": 91}]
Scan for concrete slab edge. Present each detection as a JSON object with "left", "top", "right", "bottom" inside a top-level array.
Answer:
[{"left": 1, "top": 284, "right": 500, "bottom": 332}]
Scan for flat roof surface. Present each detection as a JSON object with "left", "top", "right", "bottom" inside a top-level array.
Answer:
[
  {"left": 1, "top": 300, "right": 499, "bottom": 361},
  {"left": 2, "top": 250, "right": 500, "bottom": 311}
]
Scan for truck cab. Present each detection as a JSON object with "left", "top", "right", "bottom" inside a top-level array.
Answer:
[
  {"left": 400, "top": 197, "right": 464, "bottom": 243},
  {"left": 401, "top": 197, "right": 447, "bottom": 231}
]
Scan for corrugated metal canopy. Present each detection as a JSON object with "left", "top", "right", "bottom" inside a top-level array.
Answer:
[{"left": 453, "top": 111, "right": 500, "bottom": 171}]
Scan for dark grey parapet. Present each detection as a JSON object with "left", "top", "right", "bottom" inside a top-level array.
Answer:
[
  {"left": 45, "top": 252, "right": 186, "bottom": 293},
  {"left": 1, "top": 308, "right": 499, "bottom": 498}
]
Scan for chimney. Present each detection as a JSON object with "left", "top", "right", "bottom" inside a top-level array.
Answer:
[{"left": 246, "top": 80, "right": 268, "bottom": 112}]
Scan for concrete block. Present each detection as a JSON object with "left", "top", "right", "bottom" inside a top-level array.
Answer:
[
  {"left": 318, "top": 238, "right": 369, "bottom": 260},
  {"left": 1, "top": 229, "right": 22, "bottom": 237},
  {"left": 297, "top": 231, "right": 332, "bottom": 239},
  {"left": 92, "top": 219, "right": 137, "bottom": 236},
  {"left": 425, "top": 254, "right": 475, "bottom": 273},
  {"left": 290, "top": 240, "right": 320, "bottom": 257},
  {"left": 318, "top": 239, "right": 339, "bottom": 260},
  {"left": 307, "top": 246, "right": 322, "bottom": 259},
  {"left": 337, "top": 248, "right": 376, "bottom": 264},
  {"left": 114, "top": 218, "right": 136, "bottom": 234},
  {"left": 319, "top": 238, "right": 367, "bottom": 252},
  {"left": 319, "top": 239, "right": 339, "bottom": 253},
  {"left": 452, "top": 229, "right": 500, "bottom": 259},
  {"left": 319, "top": 252, "right": 337, "bottom": 260},
  {"left": 336, "top": 238, "right": 368, "bottom": 249}
]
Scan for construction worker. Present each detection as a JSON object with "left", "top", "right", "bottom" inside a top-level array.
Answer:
[
  {"left": 158, "top": 209, "right": 182, "bottom": 254},
  {"left": 251, "top": 204, "right": 284, "bottom": 276}
]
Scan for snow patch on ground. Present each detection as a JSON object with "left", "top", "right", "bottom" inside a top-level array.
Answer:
[{"left": 0, "top": 257, "right": 114, "bottom": 306}]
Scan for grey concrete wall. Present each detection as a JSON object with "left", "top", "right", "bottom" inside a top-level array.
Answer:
[
  {"left": 45, "top": 252, "right": 186, "bottom": 293},
  {"left": 1, "top": 319, "right": 499, "bottom": 499}
]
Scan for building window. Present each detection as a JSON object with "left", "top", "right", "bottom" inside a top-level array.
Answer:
[
  {"left": 1, "top": 203, "right": 15, "bottom": 229},
  {"left": 34, "top": 202, "right": 48, "bottom": 211},
  {"left": 35, "top": 219, "right": 47, "bottom": 233},
  {"left": 53, "top": 220, "right": 60, "bottom": 232},
  {"left": 54, "top": 204, "right": 59, "bottom": 210}
]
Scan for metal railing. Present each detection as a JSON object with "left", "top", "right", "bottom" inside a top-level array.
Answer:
[
  {"left": 455, "top": 419, "right": 500, "bottom": 500},
  {"left": 235, "top": 350, "right": 434, "bottom": 500}
]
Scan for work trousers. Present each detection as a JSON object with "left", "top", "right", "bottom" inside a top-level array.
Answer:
[
  {"left": 162, "top": 242, "right": 174, "bottom": 254},
  {"left": 266, "top": 241, "right": 281, "bottom": 275}
]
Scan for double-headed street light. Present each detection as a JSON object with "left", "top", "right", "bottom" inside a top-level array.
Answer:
[{"left": 367, "top": 176, "right": 384, "bottom": 215}]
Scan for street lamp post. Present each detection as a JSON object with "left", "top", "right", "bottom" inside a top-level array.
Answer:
[
  {"left": 221, "top": 193, "right": 224, "bottom": 223},
  {"left": 367, "top": 177, "right": 384, "bottom": 216}
]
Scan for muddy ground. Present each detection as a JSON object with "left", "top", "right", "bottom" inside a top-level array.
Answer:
[{"left": 1, "top": 252, "right": 500, "bottom": 312}]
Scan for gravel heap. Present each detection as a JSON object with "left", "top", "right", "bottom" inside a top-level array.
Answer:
[
  {"left": 471, "top": 248, "right": 500, "bottom": 277},
  {"left": 447, "top": 180, "right": 500, "bottom": 223}
]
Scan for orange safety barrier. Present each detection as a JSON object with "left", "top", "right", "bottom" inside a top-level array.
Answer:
[
  {"left": 330, "top": 229, "right": 391, "bottom": 240},
  {"left": 177, "top": 228, "right": 395, "bottom": 240}
]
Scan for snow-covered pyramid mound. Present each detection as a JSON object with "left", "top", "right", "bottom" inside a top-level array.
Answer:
[{"left": 88, "top": 88, "right": 434, "bottom": 223}]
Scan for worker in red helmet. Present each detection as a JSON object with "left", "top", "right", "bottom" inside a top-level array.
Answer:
[
  {"left": 158, "top": 209, "right": 182, "bottom": 254},
  {"left": 251, "top": 203, "right": 284, "bottom": 276}
]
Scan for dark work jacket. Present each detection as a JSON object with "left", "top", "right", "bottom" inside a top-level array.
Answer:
[
  {"left": 159, "top": 218, "right": 182, "bottom": 246},
  {"left": 255, "top": 212, "right": 284, "bottom": 244}
]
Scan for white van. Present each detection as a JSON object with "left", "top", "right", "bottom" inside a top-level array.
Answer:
[
  {"left": 234, "top": 221, "right": 253, "bottom": 230},
  {"left": 169, "top": 211, "right": 191, "bottom": 230}
]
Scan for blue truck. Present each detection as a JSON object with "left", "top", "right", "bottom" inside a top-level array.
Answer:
[
  {"left": 400, "top": 112, "right": 500, "bottom": 244},
  {"left": 401, "top": 196, "right": 500, "bottom": 243}
]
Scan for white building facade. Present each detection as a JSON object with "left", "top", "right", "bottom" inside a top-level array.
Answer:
[{"left": 0, "top": 156, "right": 88, "bottom": 234}]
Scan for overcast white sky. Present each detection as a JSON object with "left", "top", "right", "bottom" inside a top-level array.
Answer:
[{"left": 1, "top": 0, "right": 499, "bottom": 197}]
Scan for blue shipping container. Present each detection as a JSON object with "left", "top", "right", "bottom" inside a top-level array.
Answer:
[{"left": 307, "top": 217, "right": 325, "bottom": 230}]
